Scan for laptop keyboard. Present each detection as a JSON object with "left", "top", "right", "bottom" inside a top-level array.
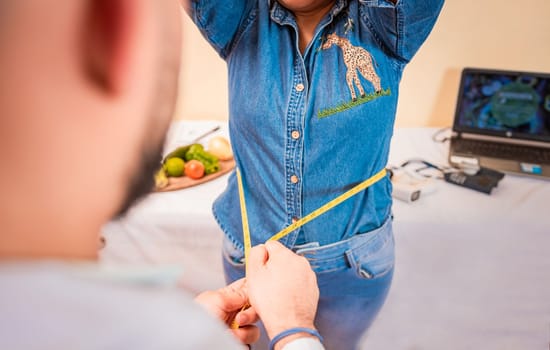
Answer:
[{"left": 453, "top": 138, "right": 550, "bottom": 164}]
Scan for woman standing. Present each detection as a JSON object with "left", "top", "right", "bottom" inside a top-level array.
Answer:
[{"left": 186, "top": 0, "right": 444, "bottom": 348}]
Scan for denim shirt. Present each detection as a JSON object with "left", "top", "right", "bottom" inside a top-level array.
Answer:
[{"left": 190, "top": 0, "right": 444, "bottom": 249}]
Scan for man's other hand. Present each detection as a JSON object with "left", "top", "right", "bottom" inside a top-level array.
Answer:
[{"left": 195, "top": 278, "right": 260, "bottom": 345}]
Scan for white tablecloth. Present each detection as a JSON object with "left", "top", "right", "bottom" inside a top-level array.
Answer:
[{"left": 101, "top": 121, "right": 550, "bottom": 349}]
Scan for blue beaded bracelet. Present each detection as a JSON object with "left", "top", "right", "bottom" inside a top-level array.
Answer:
[{"left": 268, "top": 327, "right": 324, "bottom": 350}]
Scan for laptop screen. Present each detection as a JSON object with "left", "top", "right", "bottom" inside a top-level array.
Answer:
[{"left": 453, "top": 68, "right": 550, "bottom": 142}]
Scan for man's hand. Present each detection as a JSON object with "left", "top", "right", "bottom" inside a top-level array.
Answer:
[
  {"left": 246, "top": 241, "right": 320, "bottom": 348},
  {"left": 195, "top": 279, "right": 260, "bottom": 345}
]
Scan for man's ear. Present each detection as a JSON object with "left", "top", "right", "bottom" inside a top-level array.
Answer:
[{"left": 83, "top": 0, "right": 137, "bottom": 94}]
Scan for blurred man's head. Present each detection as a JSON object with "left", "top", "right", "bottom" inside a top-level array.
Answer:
[{"left": 0, "top": 0, "right": 182, "bottom": 259}]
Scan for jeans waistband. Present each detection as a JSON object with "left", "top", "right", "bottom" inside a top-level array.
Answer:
[{"left": 292, "top": 217, "right": 393, "bottom": 273}]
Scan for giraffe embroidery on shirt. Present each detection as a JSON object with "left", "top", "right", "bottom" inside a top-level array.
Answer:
[{"left": 321, "top": 33, "right": 382, "bottom": 101}]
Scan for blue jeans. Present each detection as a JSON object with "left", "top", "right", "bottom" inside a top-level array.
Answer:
[{"left": 222, "top": 218, "right": 395, "bottom": 350}]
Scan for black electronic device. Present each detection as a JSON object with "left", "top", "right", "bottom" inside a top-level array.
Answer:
[{"left": 444, "top": 167, "right": 505, "bottom": 194}]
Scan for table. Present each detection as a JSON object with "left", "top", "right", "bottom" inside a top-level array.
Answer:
[
  {"left": 101, "top": 121, "right": 550, "bottom": 349},
  {"left": 101, "top": 121, "right": 229, "bottom": 293}
]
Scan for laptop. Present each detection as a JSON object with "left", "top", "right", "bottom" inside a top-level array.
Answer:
[{"left": 449, "top": 67, "right": 550, "bottom": 178}]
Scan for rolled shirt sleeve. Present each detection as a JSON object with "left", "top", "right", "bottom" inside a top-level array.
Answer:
[
  {"left": 359, "top": 0, "right": 445, "bottom": 63},
  {"left": 187, "top": 0, "right": 257, "bottom": 59}
]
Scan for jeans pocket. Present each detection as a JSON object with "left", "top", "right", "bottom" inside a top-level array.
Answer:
[
  {"left": 347, "top": 227, "right": 395, "bottom": 280},
  {"left": 222, "top": 236, "right": 245, "bottom": 268}
]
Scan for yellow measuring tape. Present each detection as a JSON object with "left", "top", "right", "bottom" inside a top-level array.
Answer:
[
  {"left": 236, "top": 167, "right": 387, "bottom": 264},
  {"left": 231, "top": 167, "right": 387, "bottom": 329}
]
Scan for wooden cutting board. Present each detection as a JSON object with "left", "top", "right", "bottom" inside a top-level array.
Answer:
[{"left": 155, "top": 158, "right": 235, "bottom": 192}]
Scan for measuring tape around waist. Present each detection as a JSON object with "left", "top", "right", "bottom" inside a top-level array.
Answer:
[
  {"left": 230, "top": 167, "right": 387, "bottom": 329},
  {"left": 236, "top": 167, "right": 388, "bottom": 265}
]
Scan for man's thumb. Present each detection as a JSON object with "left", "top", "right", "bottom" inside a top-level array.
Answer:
[
  {"left": 246, "top": 244, "right": 268, "bottom": 275},
  {"left": 264, "top": 240, "right": 287, "bottom": 255}
]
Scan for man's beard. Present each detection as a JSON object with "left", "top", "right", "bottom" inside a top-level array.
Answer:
[
  {"left": 113, "top": 3, "right": 181, "bottom": 219},
  {"left": 113, "top": 139, "right": 165, "bottom": 218}
]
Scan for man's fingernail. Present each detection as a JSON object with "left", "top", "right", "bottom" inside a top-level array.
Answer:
[{"left": 237, "top": 313, "right": 247, "bottom": 325}]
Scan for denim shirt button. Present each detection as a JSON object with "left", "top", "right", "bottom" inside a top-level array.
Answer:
[
  {"left": 290, "top": 175, "right": 299, "bottom": 184},
  {"left": 291, "top": 130, "right": 300, "bottom": 139},
  {"left": 295, "top": 83, "right": 305, "bottom": 92},
  {"left": 292, "top": 217, "right": 299, "bottom": 224}
]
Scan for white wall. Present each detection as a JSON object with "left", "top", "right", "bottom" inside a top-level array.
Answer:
[
  {"left": 174, "top": 0, "right": 550, "bottom": 127},
  {"left": 173, "top": 12, "right": 228, "bottom": 122}
]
